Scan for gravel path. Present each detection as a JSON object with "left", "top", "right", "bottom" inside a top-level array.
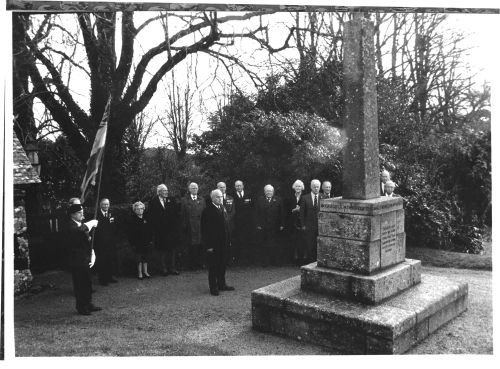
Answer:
[{"left": 14, "top": 265, "right": 492, "bottom": 356}]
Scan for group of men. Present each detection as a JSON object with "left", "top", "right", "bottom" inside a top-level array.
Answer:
[{"left": 64, "top": 171, "right": 397, "bottom": 314}]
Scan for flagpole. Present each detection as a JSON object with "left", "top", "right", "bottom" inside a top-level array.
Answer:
[{"left": 90, "top": 143, "right": 106, "bottom": 251}]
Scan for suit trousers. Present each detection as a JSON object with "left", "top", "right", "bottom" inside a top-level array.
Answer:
[
  {"left": 95, "top": 247, "right": 113, "bottom": 283},
  {"left": 304, "top": 228, "right": 318, "bottom": 263},
  {"left": 206, "top": 250, "right": 227, "bottom": 291},
  {"left": 71, "top": 266, "right": 92, "bottom": 311}
]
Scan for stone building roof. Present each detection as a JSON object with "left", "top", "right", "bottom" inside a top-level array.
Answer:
[{"left": 13, "top": 132, "right": 41, "bottom": 185}]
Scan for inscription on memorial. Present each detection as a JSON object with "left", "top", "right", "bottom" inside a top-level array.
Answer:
[{"left": 381, "top": 223, "right": 397, "bottom": 255}]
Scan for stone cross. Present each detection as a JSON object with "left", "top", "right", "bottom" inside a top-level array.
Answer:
[{"left": 342, "top": 15, "right": 380, "bottom": 200}]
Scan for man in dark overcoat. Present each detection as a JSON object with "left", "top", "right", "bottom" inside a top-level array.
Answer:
[
  {"left": 180, "top": 182, "right": 206, "bottom": 270},
  {"left": 299, "top": 179, "right": 321, "bottom": 263},
  {"left": 146, "top": 184, "right": 180, "bottom": 275},
  {"left": 94, "top": 198, "right": 118, "bottom": 285},
  {"left": 201, "top": 189, "right": 234, "bottom": 296},
  {"left": 64, "top": 203, "right": 101, "bottom": 315},
  {"left": 232, "top": 180, "right": 255, "bottom": 263},
  {"left": 255, "top": 184, "right": 285, "bottom": 266}
]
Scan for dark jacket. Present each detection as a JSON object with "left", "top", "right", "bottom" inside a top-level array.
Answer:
[
  {"left": 254, "top": 195, "right": 285, "bottom": 232},
  {"left": 299, "top": 193, "right": 320, "bottom": 232},
  {"left": 64, "top": 219, "right": 92, "bottom": 269},
  {"left": 222, "top": 194, "right": 236, "bottom": 224},
  {"left": 233, "top": 191, "right": 254, "bottom": 227},
  {"left": 319, "top": 192, "right": 333, "bottom": 200},
  {"left": 201, "top": 202, "right": 230, "bottom": 253},
  {"left": 285, "top": 193, "right": 303, "bottom": 232},
  {"left": 94, "top": 210, "right": 117, "bottom": 254},
  {"left": 127, "top": 215, "right": 153, "bottom": 253},
  {"left": 145, "top": 196, "right": 179, "bottom": 240}
]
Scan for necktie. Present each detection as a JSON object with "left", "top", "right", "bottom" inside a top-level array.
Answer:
[{"left": 314, "top": 195, "right": 318, "bottom": 208}]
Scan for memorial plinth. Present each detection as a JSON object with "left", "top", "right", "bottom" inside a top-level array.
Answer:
[
  {"left": 251, "top": 16, "right": 467, "bottom": 354},
  {"left": 251, "top": 195, "right": 468, "bottom": 354}
]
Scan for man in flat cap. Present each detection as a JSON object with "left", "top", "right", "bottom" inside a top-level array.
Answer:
[{"left": 64, "top": 203, "right": 100, "bottom": 315}]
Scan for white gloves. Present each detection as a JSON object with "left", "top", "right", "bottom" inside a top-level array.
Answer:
[
  {"left": 84, "top": 219, "right": 99, "bottom": 229},
  {"left": 89, "top": 249, "right": 96, "bottom": 268}
]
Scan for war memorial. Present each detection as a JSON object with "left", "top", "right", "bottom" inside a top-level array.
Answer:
[{"left": 251, "top": 15, "right": 469, "bottom": 354}]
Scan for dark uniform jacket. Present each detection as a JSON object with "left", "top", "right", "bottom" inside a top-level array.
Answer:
[
  {"left": 201, "top": 202, "right": 230, "bottom": 254},
  {"left": 254, "top": 195, "right": 285, "bottom": 232},
  {"left": 64, "top": 219, "right": 92, "bottom": 269},
  {"left": 180, "top": 195, "right": 206, "bottom": 245},
  {"left": 146, "top": 196, "right": 178, "bottom": 242},
  {"left": 94, "top": 210, "right": 116, "bottom": 254},
  {"left": 233, "top": 191, "right": 253, "bottom": 226},
  {"left": 299, "top": 193, "right": 320, "bottom": 232}
]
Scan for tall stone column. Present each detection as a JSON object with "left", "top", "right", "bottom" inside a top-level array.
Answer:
[{"left": 342, "top": 16, "right": 380, "bottom": 200}]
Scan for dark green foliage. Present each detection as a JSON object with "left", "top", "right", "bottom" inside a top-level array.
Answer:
[
  {"left": 256, "top": 59, "right": 344, "bottom": 127},
  {"left": 192, "top": 94, "right": 344, "bottom": 196}
]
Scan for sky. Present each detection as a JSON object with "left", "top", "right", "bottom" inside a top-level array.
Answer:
[{"left": 22, "top": 6, "right": 499, "bottom": 148}]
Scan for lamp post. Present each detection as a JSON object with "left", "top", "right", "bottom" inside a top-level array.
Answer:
[{"left": 24, "top": 141, "right": 41, "bottom": 176}]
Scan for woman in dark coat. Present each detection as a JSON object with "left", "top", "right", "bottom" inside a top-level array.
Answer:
[{"left": 128, "top": 201, "right": 153, "bottom": 279}]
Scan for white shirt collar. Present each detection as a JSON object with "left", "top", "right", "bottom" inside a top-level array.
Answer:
[{"left": 72, "top": 219, "right": 82, "bottom": 227}]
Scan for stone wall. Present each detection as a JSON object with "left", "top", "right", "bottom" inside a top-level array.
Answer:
[{"left": 14, "top": 204, "right": 33, "bottom": 295}]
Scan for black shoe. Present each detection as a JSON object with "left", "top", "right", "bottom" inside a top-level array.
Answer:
[
  {"left": 219, "top": 285, "right": 235, "bottom": 291},
  {"left": 99, "top": 281, "right": 109, "bottom": 286},
  {"left": 88, "top": 305, "right": 102, "bottom": 312},
  {"left": 210, "top": 289, "right": 219, "bottom": 296},
  {"left": 144, "top": 274, "right": 152, "bottom": 278},
  {"left": 169, "top": 270, "right": 180, "bottom": 276},
  {"left": 137, "top": 275, "right": 143, "bottom": 280},
  {"left": 77, "top": 309, "right": 92, "bottom": 316},
  {"left": 109, "top": 278, "right": 118, "bottom": 283}
]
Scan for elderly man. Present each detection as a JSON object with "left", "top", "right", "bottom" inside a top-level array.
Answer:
[
  {"left": 232, "top": 180, "right": 255, "bottom": 264},
  {"left": 320, "top": 181, "right": 333, "bottom": 199},
  {"left": 299, "top": 179, "right": 321, "bottom": 263},
  {"left": 180, "top": 182, "right": 206, "bottom": 270},
  {"left": 255, "top": 184, "right": 285, "bottom": 266},
  {"left": 63, "top": 203, "right": 100, "bottom": 315},
  {"left": 201, "top": 189, "right": 234, "bottom": 296},
  {"left": 146, "top": 184, "right": 179, "bottom": 276},
  {"left": 384, "top": 180, "right": 399, "bottom": 197},
  {"left": 380, "top": 170, "right": 391, "bottom": 195},
  {"left": 94, "top": 198, "right": 118, "bottom": 285}
]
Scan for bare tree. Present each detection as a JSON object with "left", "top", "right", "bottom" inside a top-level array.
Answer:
[{"left": 14, "top": 10, "right": 275, "bottom": 199}]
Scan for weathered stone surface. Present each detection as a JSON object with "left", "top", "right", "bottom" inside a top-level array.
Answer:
[
  {"left": 396, "top": 208, "right": 405, "bottom": 233},
  {"left": 320, "top": 196, "right": 403, "bottom": 216},
  {"left": 317, "top": 236, "right": 380, "bottom": 274},
  {"left": 301, "top": 260, "right": 421, "bottom": 304},
  {"left": 318, "top": 211, "right": 380, "bottom": 241},
  {"left": 251, "top": 273, "right": 468, "bottom": 354},
  {"left": 386, "top": 274, "right": 468, "bottom": 323},
  {"left": 342, "top": 17, "right": 380, "bottom": 200}
]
